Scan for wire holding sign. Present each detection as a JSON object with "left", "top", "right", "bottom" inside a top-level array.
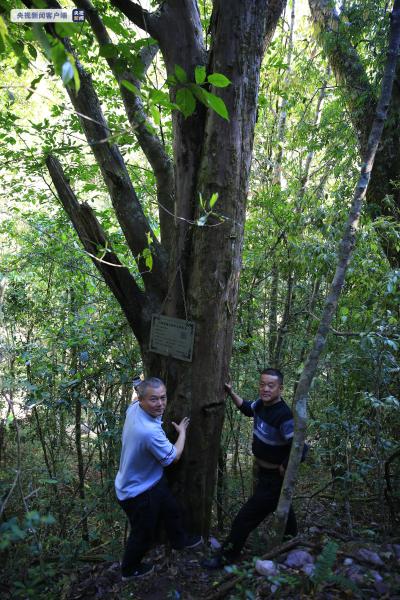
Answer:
[{"left": 149, "top": 315, "right": 195, "bottom": 362}]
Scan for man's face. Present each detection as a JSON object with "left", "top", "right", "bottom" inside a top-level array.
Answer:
[
  {"left": 259, "top": 374, "right": 282, "bottom": 405},
  {"left": 139, "top": 385, "right": 167, "bottom": 418}
]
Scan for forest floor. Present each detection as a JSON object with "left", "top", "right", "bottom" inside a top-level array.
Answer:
[{"left": 66, "top": 495, "right": 400, "bottom": 600}]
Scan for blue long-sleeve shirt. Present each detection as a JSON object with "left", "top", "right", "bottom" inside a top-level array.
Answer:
[{"left": 115, "top": 401, "right": 176, "bottom": 500}]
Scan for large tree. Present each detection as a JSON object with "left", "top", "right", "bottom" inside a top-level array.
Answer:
[{"left": 17, "top": 0, "right": 287, "bottom": 532}]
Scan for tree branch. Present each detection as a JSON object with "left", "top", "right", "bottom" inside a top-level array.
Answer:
[
  {"left": 75, "top": 0, "right": 175, "bottom": 252},
  {"left": 46, "top": 154, "right": 148, "bottom": 344},
  {"left": 109, "top": 0, "right": 159, "bottom": 37},
  {"left": 64, "top": 47, "right": 168, "bottom": 296},
  {"left": 308, "top": 0, "right": 375, "bottom": 157},
  {"left": 23, "top": 0, "right": 169, "bottom": 297}
]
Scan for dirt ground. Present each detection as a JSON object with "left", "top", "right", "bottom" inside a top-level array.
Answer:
[{"left": 66, "top": 530, "right": 400, "bottom": 599}]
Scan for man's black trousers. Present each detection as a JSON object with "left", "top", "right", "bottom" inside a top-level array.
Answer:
[
  {"left": 118, "top": 476, "right": 186, "bottom": 576},
  {"left": 221, "top": 468, "right": 298, "bottom": 560}
]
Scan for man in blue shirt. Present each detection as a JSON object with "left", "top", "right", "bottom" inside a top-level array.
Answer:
[
  {"left": 115, "top": 377, "right": 201, "bottom": 579},
  {"left": 203, "top": 368, "right": 300, "bottom": 569}
]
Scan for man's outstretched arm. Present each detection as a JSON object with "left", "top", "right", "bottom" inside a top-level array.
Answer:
[{"left": 171, "top": 417, "right": 190, "bottom": 462}]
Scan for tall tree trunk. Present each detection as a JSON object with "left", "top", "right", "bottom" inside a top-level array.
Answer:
[{"left": 41, "top": 0, "right": 287, "bottom": 533}]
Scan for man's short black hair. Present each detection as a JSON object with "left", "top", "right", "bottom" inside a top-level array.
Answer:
[
  {"left": 260, "top": 368, "right": 283, "bottom": 384},
  {"left": 137, "top": 377, "right": 165, "bottom": 399}
]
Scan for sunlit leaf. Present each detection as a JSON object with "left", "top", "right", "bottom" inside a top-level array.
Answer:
[{"left": 207, "top": 73, "right": 231, "bottom": 88}]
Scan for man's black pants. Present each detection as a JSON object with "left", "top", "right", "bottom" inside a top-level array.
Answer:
[
  {"left": 118, "top": 476, "right": 186, "bottom": 576},
  {"left": 221, "top": 468, "right": 298, "bottom": 560}
]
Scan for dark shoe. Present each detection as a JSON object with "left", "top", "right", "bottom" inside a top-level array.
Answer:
[
  {"left": 201, "top": 555, "right": 224, "bottom": 569},
  {"left": 121, "top": 563, "right": 154, "bottom": 580},
  {"left": 184, "top": 535, "right": 203, "bottom": 549}
]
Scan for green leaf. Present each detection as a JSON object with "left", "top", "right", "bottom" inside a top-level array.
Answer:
[
  {"left": 102, "top": 15, "right": 127, "bottom": 36},
  {"left": 174, "top": 64, "right": 187, "bottom": 83},
  {"left": 10, "top": 39, "right": 24, "bottom": 59},
  {"left": 207, "top": 73, "right": 231, "bottom": 88},
  {"left": 195, "top": 65, "right": 206, "bottom": 85},
  {"left": 99, "top": 43, "right": 119, "bottom": 58},
  {"left": 203, "top": 90, "right": 229, "bottom": 120},
  {"left": 190, "top": 85, "right": 229, "bottom": 119},
  {"left": 142, "top": 248, "right": 153, "bottom": 270},
  {"left": 0, "top": 15, "right": 8, "bottom": 47},
  {"left": 209, "top": 192, "right": 218, "bottom": 208},
  {"left": 73, "top": 62, "right": 80, "bottom": 94},
  {"left": 189, "top": 83, "right": 208, "bottom": 104},
  {"left": 176, "top": 88, "right": 196, "bottom": 118},
  {"left": 150, "top": 105, "right": 161, "bottom": 125},
  {"left": 121, "top": 79, "right": 141, "bottom": 97},
  {"left": 50, "top": 42, "right": 68, "bottom": 76}
]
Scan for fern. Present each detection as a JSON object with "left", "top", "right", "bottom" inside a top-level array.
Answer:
[
  {"left": 311, "top": 541, "right": 361, "bottom": 597},
  {"left": 311, "top": 540, "right": 339, "bottom": 586},
  {"left": 329, "top": 574, "right": 361, "bottom": 596}
]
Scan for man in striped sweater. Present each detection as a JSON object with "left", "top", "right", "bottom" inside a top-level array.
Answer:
[{"left": 203, "top": 368, "right": 301, "bottom": 568}]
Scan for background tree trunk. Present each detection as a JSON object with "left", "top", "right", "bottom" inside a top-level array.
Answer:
[{"left": 309, "top": 0, "right": 400, "bottom": 266}]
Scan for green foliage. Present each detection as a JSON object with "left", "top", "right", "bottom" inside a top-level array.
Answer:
[
  {"left": 0, "top": 511, "right": 55, "bottom": 550},
  {"left": 176, "top": 87, "right": 196, "bottom": 118},
  {"left": 172, "top": 63, "right": 230, "bottom": 120},
  {"left": 311, "top": 540, "right": 338, "bottom": 586},
  {"left": 310, "top": 541, "right": 360, "bottom": 596}
]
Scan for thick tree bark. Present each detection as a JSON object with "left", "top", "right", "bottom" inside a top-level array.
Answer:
[
  {"left": 163, "top": 0, "right": 287, "bottom": 532},
  {"left": 269, "top": 0, "right": 400, "bottom": 547},
  {"left": 309, "top": 0, "right": 400, "bottom": 265}
]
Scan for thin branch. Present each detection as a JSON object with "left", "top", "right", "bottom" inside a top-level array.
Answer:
[
  {"left": 0, "top": 470, "right": 19, "bottom": 518},
  {"left": 109, "top": 0, "right": 159, "bottom": 37}
]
